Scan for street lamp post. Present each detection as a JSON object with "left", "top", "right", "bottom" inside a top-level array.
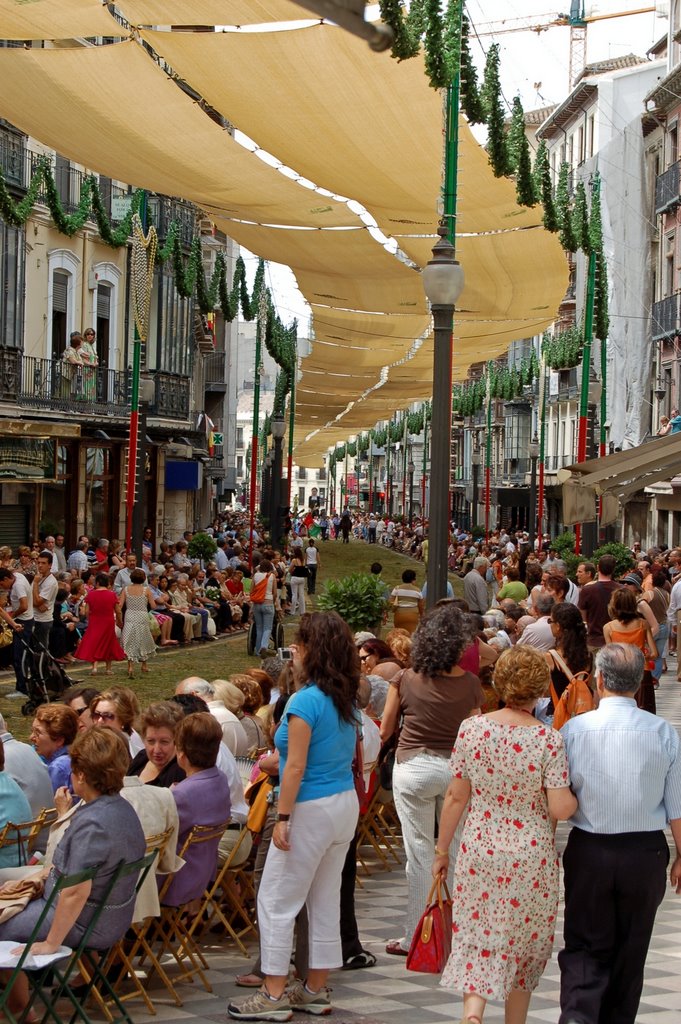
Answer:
[
  {"left": 471, "top": 446, "right": 481, "bottom": 530},
  {"left": 422, "top": 223, "right": 465, "bottom": 609},
  {"left": 528, "top": 434, "right": 539, "bottom": 551},
  {"left": 408, "top": 458, "right": 415, "bottom": 528},
  {"left": 270, "top": 412, "right": 286, "bottom": 549}
]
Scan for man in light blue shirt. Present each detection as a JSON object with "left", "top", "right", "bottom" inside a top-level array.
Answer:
[{"left": 558, "top": 643, "right": 681, "bottom": 1024}]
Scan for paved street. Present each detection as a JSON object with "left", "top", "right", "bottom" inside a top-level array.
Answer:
[{"left": 124, "top": 667, "right": 681, "bottom": 1024}]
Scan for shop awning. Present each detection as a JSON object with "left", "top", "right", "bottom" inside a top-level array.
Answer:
[{"left": 558, "top": 433, "right": 681, "bottom": 525}]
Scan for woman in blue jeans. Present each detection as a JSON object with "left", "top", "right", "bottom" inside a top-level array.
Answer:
[{"left": 251, "top": 559, "right": 280, "bottom": 657}]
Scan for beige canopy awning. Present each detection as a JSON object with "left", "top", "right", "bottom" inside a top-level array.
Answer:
[
  {"left": 558, "top": 433, "right": 681, "bottom": 525},
  {"left": 0, "top": 12, "right": 569, "bottom": 460}
]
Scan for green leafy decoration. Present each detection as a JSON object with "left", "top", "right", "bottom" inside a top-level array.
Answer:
[
  {"left": 0, "top": 156, "right": 144, "bottom": 245},
  {"left": 533, "top": 141, "right": 558, "bottom": 232},
  {"left": 505, "top": 96, "right": 525, "bottom": 174},
  {"left": 481, "top": 45, "right": 511, "bottom": 177},
  {"left": 515, "top": 131, "right": 536, "bottom": 208},
  {"left": 378, "top": 0, "right": 423, "bottom": 62},
  {"left": 556, "top": 162, "right": 578, "bottom": 252},
  {"left": 459, "top": 14, "right": 485, "bottom": 124},
  {"left": 571, "top": 180, "right": 590, "bottom": 252},
  {"left": 424, "top": 0, "right": 448, "bottom": 89}
]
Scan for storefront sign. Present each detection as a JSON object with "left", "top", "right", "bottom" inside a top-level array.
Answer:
[{"left": 0, "top": 437, "right": 57, "bottom": 481}]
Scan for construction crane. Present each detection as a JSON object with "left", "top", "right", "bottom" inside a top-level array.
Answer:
[{"left": 474, "top": 2, "right": 658, "bottom": 86}]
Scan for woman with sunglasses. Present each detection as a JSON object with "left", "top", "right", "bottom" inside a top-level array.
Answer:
[{"left": 90, "top": 686, "right": 144, "bottom": 756}]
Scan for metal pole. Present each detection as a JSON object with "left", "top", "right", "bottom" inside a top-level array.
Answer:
[
  {"left": 472, "top": 457, "right": 479, "bottom": 529},
  {"left": 599, "top": 327, "right": 607, "bottom": 540},
  {"left": 529, "top": 451, "right": 538, "bottom": 551},
  {"left": 426, "top": 306, "right": 454, "bottom": 609},
  {"left": 286, "top": 362, "right": 296, "bottom": 509},
  {"left": 344, "top": 447, "right": 349, "bottom": 510},
  {"left": 485, "top": 372, "right": 492, "bottom": 541},
  {"left": 125, "top": 192, "right": 147, "bottom": 556},
  {"left": 401, "top": 416, "right": 408, "bottom": 519},
  {"left": 409, "top": 462, "right": 414, "bottom": 527},
  {"left": 272, "top": 435, "right": 284, "bottom": 549},
  {"left": 368, "top": 435, "right": 373, "bottom": 513},
  {"left": 248, "top": 294, "right": 266, "bottom": 570},
  {"left": 421, "top": 415, "right": 428, "bottom": 516},
  {"left": 385, "top": 429, "right": 391, "bottom": 517},
  {"left": 575, "top": 177, "right": 599, "bottom": 555},
  {"left": 537, "top": 354, "right": 547, "bottom": 551}
]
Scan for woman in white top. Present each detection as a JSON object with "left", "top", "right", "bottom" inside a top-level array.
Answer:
[{"left": 251, "top": 558, "right": 280, "bottom": 657}]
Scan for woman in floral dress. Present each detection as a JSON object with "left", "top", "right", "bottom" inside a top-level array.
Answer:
[{"left": 433, "top": 646, "right": 577, "bottom": 1024}]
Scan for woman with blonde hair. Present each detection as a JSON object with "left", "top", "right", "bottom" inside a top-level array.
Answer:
[
  {"left": 90, "top": 686, "right": 144, "bottom": 755},
  {"left": 385, "top": 627, "right": 412, "bottom": 668},
  {"left": 434, "top": 646, "right": 577, "bottom": 1024},
  {"left": 231, "top": 675, "right": 269, "bottom": 753}
]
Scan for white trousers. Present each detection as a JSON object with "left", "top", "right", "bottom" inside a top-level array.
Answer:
[
  {"left": 290, "top": 576, "right": 306, "bottom": 616},
  {"left": 258, "top": 789, "right": 358, "bottom": 975},
  {"left": 392, "top": 753, "right": 461, "bottom": 949}
]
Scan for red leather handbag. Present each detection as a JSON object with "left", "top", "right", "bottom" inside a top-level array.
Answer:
[{"left": 406, "top": 876, "right": 453, "bottom": 974}]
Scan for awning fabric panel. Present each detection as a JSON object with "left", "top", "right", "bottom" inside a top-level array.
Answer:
[
  {"left": 117, "top": 0, "right": 307, "bottom": 25},
  {"left": 0, "top": 0, "right": 119, "bottom": 39},
  {"left": 140, "top": 24, "right": 545, "bottom": 236},
  {"left": 559, "top": 434, "right": 681, "bottom": 523},
  {"left": 0, "top": 40, "right": 355, "bottom": 228}
]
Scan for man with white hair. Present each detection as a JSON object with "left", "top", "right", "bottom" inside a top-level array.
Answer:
[
  {"left": 463, "top": 556, "right": 490, "bottom": 614},
  {"left": 175, "top": 677, "right": 248, "bottom": 756}
]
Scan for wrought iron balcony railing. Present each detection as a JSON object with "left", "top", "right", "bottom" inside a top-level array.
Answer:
[
  {"left": 655, "top": 161, "right": 680, "bottom": 216},
  {"left": 652, "top": 294, "right": 680, "bottom": 342}
]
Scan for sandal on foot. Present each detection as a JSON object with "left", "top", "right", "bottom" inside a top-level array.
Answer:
[
  {"left": 385, "top": 940, "right": 408, "bottom": 957},
  {"left": 342, "top": 951, "right": 377, "bottom": 970},
  {"left": 235, "top": 973, "right": 265, "bottom": 988}
]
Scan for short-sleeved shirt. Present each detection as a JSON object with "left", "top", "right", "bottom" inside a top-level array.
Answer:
[
  {"left": 392, "top": 668, "right": 484, "bottom": 763},
  {"left": 9, "top": 573, "right": 32, "bottom": 621},
  {"left": 34, "top": 572, "right": 59, "bottom": 623},
  {"left": 0, "top": 772, "right": 31, "bottom": 868},
  {"left": 496, "top": 580, "right": 528, "bottom": 602},
  {"left": 276, "top": 684, "right": 357, "bottom": 802},
  {"left": 578, "top": 580, "right": 621, "bottom": 648}
]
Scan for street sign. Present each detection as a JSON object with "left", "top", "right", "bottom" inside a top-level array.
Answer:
[
  {"left": 111, "top": 195, "right": 133, "bottom": 221},
  {"left": 212, "top": 432, "right": 224, "bottom": 446}
]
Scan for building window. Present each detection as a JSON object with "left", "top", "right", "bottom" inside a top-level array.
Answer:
[
  {"left": 0, "top": 220, "right": 24, "bottom": 348},
  {"left": 587, "top": 114, "right": 595, "bottom": 158},
  {"left": 236, "top": 454, "right": 243, "bottom": 475},
  {"left": 669, "top": 122, "right": 678, "bottom": 167},
  {"left": 577, "top": 126, "right": 584, "bottom": 165},
  {"left": 51, "top": 270, "right": 69, "bottom": 359},
  {"left": 298, "top": 467, "right": 307, "bottom": 480},
  {"left": 666, "top": 234, "right": 675, "bottom": 296},
  {"left": 150, "top": 267, "right": 192, "bottom": 376},
  {"left": 318, "top": 467, "right": 326, "bottom": 480},
  {"left": 236, "top": 426, "right": 244, "bottom": 449},
  {"left": 84, "top": 446, "right": 115, "bottom": 541},
  {"left": 298, "top": 486, "right": 305, "bottom": 505}
]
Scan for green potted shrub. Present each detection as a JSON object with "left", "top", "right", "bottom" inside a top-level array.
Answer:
[
  {"left": 187, "top": 531, "right": 217, "bottom": 567},
  {"left": 591, "top": 542, "right": 634, "bottom": 580},
  {"left": 317, "top": 573, "right": 387, "bottom": 633}
]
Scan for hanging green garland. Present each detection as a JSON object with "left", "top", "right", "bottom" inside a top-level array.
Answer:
[
  {"left": 459, "top": 15, "right": 485, "bottom": 124},
  {"left": 0, "top": 156, "right": 143, "bottom": 245},
  {"left": 571, "top": 180, "right": 590, "bottom": 252},
  {"left": 542, "top": 325, "right": 584, "bottom": 370},
  {"left": 481, "top": 45, "right": 510, "bottom": 178},
  {"left": 556, "top": 162, "right": 578, "bottom": 253}
]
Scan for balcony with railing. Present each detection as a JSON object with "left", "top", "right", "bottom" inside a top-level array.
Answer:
[
  {"left": 0, "top": 350, "right": 131, "bottom": 416},
  {"left": 206, "top": 445, "right": 226, "bottom": 477},
  {"left": 652, "top": 293, "right": 680, "bottom": 341},
  {"left": 655, "top": 161, "right": 680, "bottom": 215},
  {"left": 203, "top": 350, "right": 226, "bottom": 392},
  {"left": 0, "top": 350, "right": 193, "bottom": 422},
  {"left": 149, "top": 371, "right": 190, "bottom": 420}
]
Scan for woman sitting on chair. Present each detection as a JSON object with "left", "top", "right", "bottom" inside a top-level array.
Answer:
[
  {"left": 0, "top": 728, "right": 145, "bottom": 1019},
  {"left": 161, "top": 713, "right": 231, "bottom": 909}
]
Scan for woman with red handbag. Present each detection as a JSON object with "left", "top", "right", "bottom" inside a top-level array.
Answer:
[{"left": 433, "top": 646, "right": 577, "bottom": 1024}]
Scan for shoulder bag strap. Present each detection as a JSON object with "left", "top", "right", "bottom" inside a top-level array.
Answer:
[{"left": 548, "top": 648, "right": 574, "bottom": 682}]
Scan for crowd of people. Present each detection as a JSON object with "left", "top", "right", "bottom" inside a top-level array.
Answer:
[{"left": 1, "top": 507, "right": 681, "bottom": 1023}]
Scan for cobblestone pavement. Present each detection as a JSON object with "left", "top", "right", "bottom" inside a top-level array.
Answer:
[{"left": 120, "top": 668, "right": 681, "bottom": 1024}]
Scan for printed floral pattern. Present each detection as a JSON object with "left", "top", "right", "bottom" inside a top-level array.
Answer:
[{"left": 440, "top": 717, "right": 570, "bottom": 1000}]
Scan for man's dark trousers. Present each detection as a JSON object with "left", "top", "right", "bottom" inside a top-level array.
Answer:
[{"left": 559, "top": 826, "right": 668, "bottom": 1024}]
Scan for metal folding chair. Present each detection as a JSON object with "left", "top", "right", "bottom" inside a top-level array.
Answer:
[{"left": 75, "top": 841, "right": 170, "bottom": 1022}]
